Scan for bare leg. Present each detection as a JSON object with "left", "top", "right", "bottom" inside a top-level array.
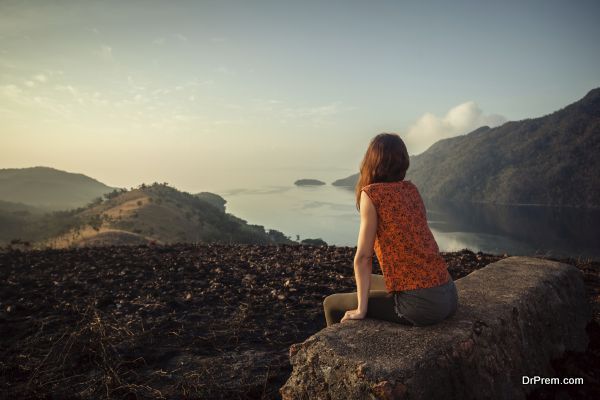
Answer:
[{"left": 322, "top": 273, "right": 413, "bottom": 327}]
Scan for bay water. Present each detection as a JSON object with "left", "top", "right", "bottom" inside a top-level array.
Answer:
[{"left": 219, "top": 184, "right": 600, "bottom": 260}]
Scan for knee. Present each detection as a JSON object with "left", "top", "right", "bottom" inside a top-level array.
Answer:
[
  {"left": 323, "top": 294, "right": 335, "bottom": 311},
  {"left": 324, "top": 294, "right": 344, "bottom": 313}
]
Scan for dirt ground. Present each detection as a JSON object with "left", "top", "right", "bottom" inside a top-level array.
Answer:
[{"left": 0, "top": 243, "right": 598, "bottom": 399}]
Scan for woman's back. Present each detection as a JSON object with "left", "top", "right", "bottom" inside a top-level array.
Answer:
[
  {"left": 361, "top": 180, "right": 450, "bottom": 292},
  {"left": 325, "top": 132, "right": 457, "bottom": 327}
]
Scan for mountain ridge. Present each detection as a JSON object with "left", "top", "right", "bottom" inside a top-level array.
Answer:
[
  {"left": 333, "top": 87, "right": 600, "bottom": 208},
  {"left": 0, "top": 181, "right": 297, "bottom": 248},
  {"left": 0, "top": 166, "right": 121, "bottom": 211}
]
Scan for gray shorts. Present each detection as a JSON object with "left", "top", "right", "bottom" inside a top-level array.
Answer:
[{"left": 393, "top": 279, "right": 458, "bottom": 326}]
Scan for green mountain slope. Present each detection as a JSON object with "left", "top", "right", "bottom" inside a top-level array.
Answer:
[
  {"left": 3, "top": 182, "right": 296, "bottom": 248},
  {"left": 333, "top": 88, "right": 600, "bottom": 208}
]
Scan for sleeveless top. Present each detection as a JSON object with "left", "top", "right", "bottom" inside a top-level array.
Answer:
[{"left": 360, "top": 180, "right": 450, "bottom": 292}]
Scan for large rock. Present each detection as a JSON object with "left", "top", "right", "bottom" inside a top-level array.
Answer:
[{"left": 280, "top": 256, "right": 592, "bottom": 400}]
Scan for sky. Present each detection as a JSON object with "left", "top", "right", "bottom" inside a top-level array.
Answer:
[{"left": 1, "top": 0, "right": 599, "bottom": 193}]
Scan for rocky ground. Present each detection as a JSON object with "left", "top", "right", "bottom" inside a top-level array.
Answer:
[{"left": 0, "top": 243, "right": 598, "bottom": 399}]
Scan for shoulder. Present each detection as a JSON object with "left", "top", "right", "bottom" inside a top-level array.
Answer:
[
  {"left": 404, "top": 181, "right": 423, "bottom": 197},
  {"left": 360, "top": 183, "right": 383, "bottom": 199},
  {"left": 362, "top": 180, "right": 414, "bottom": 193},
  {"left": 360, "top": 186, "right": 375, "bottom": 201},
  {"left": 359, "top": 185, "right": 379, "bottom": 208},
  {"left": 361, "top": 182, "right": 386, "bottom": 192},
  {"left": 360, "top": 183, "right": 374, "bottom": 194}
]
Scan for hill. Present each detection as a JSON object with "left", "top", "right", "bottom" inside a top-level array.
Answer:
[
  {"left": 195, "top": 191, "right": 227, "bottom": 212},
  {"left": 1, "top": 182, "right": 296, "bottom": 248},
  {"left": 333, "top": 88, "right": 600, "bottom": 208},
  {"left": 0, "top": 166, "right": 120, "bottom": 211}
]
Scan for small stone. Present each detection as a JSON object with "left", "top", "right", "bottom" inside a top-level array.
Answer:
[
  {"left": 289, "top": 343, "right": 302, "bottom": 358},
  {"left": 356, "top": 362, "right": 368, "bottom": 378},
  {"left": 372, "top": 381, "right": 393, "bottom": 399}
]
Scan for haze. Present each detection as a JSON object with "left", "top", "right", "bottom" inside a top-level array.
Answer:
[{"left": 1, "top": 0, "right": 599, "bottom": 192}]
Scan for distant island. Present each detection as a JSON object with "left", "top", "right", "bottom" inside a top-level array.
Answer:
[
  {"left": 294, "top": 179, "right": 326, "bottom": 186},
  {"left": 331, "top": 175, "right": 356, "bottom": 187},
  {"left": 333, "top": 87, "right": 600, "bottom": 209}
]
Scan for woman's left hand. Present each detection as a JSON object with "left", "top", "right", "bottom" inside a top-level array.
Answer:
[{"left": 340, "top": 308, "right": 367, "bottom": 323}]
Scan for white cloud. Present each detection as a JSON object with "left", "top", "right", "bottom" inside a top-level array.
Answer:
[
  {"left": 34, "top": 73, "right": 47, "bottom": 82},
  {"left": 215, "top": 66, "right": 235, "bottom": 75},
  {"left": 247, "top": 99, "right": 356, "bottom": 126},
  {"left": 126, "top": 75, "right": 146, "bottom": 92},
  {"left": 152, "top": 34, "right": 187, "bottom": 45},
  {"left": 95, "top": 45, "right": 113, "bottom": 61},
  {"left": 222, "top": 102, "right": 242, "bottom": 110},
  {"left": 173, "top": 33, "right": 188, "bottom": 42},
  {"left": 212, "top": 119, "right": 238, "bottom": 125},
  {"left": 282, "top": 102, "right": 357, "bottom": 122},
  {"left": 54, "top": 84, "right": 79, "bottom": 97},
  {"left": 190, "top": 78, "right": 214, "bottom": 86},
  {"left": 402, "top": 101, "right": 506, "bottom": 155},
  {"left": 1, "top": 83, "right": 74, "bottom": 119},
  {"left": 284, "top": 103, "right": 342, "bottom": 118},
  {"left": 1, "top": 84, "right": 23, "bottom": 97}
]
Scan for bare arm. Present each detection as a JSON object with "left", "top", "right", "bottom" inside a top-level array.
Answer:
[{"left": 341, "top": 190, "right": 377, "bottom": 322}]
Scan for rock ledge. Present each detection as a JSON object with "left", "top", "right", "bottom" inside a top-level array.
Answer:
[{"left": 280, "top": 256, "right": 592, "bottom": 400}]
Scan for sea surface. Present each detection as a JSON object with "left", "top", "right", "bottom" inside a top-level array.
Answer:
[{"left": 219, "top": 183, "right": 600, "bottom": 260}]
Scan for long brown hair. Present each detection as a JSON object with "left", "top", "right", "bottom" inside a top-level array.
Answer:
[{"left": 355, "top": 133, "right": 410, "bottom": 210}]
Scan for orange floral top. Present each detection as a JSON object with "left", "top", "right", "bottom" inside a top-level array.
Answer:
[{"left": 361, "top": 180, "right": 450, "bottom": 292}]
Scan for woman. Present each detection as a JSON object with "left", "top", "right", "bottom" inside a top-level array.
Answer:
[{"left": 323, "top": 133, "right": 458, "bottom": 327}]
